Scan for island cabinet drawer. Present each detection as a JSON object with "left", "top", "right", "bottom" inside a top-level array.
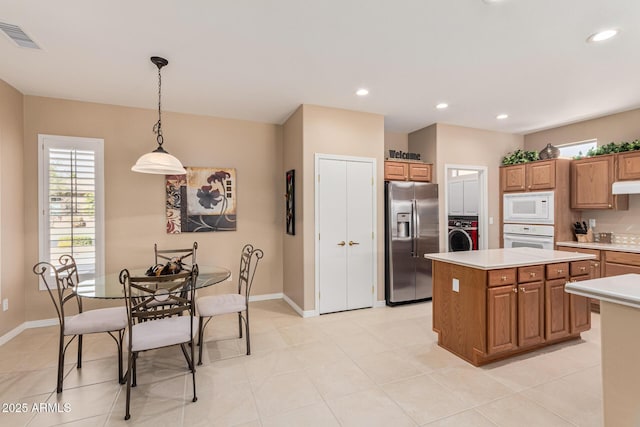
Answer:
[
  {"left": 518, "top": 265, "right": 544, "bottom": 283},
  {"left": 546, "top": 263, "right": 569, "bottom": 280},
  {"left": 488, "top": 268, "right": 517, "bottom": 287},
  {"left": 570, "top": 260, "right": 591, "bottom": 277}
]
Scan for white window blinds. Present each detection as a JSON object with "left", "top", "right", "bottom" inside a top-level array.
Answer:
[{"left": 38, "top": 135, "right": 104, "bottom": 284}]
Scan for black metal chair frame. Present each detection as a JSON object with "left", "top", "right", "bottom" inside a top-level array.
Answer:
[
  {"left": 154, "top": 241, "right": 197, "bottom": 272},
  {"left": 32, "top": 254, "right": 124, "bottom": 393},
  {"left": 119, "top": 265, "right": 199, "bottom": 421},
  {"left": 197, "top": 244, "right": 263, "bottom": 365}
]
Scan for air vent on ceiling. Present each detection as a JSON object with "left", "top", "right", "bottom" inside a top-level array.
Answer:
[{"left": 0, "top": 22, "right": 40, "bottom": 49}]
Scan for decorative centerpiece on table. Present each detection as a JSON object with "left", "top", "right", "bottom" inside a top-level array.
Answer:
[{"left": 145, "top": 258, "right": 185, "bottom": 276}]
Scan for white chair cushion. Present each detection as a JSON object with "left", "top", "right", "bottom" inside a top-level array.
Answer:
[
  {"left": 128, "top": 316, "right": 197, "bottom": 352},
  {"left": 197, "top": 294, "right": 246, "bottom": 317},
  {"left": 64, "top": 306, "right": 127, "bottom": 336}
]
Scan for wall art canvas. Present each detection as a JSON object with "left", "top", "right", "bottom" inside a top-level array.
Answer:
[
  {"left": 285, "top": 169, "right": 295, "bottom": 235},
  {"left": 166, "top": 167, "right": 237, "bottom": 233}
]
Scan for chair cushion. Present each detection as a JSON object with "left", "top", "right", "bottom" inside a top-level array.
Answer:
[
  {"left": 64, "top": 306, "right": 127, "bottom": 336},
  {"left": 197, "top": 294, "right": 246, "bottom": 317},
  {"left": 128, "top": 316, "right": 198, "bottom": 352}
]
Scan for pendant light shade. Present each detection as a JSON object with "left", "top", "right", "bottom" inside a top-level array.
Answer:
[{"left": 132, "top": 56, "right": 186, "bottom": 175}]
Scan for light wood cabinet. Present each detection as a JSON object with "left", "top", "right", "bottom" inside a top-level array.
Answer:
[
  {"left": 544, "top": 260, "right": 591, "bottom": 338},
  {"left": 517, "top": 281, "right": 545, "bottom": 348},
  {"left": 556, "top": 246, "right": 602, "bottom": 312},
  {"left": 617, "top": 151, "right": 640, "bottom": 181},
  {"left": 384, "top": 161, "right": 432, "bottom": 182},
  {"left": 545, "top": 277, "right": 570, "bottom": 340},
  {"left": 603, "top": 250, "right": 640, "bottom": 276},
  {"left": 384, "top": 161, "right": 408, "bottom": 181},
  {"left": 408, "top": 163, "right": 432, "bottom": 182},
  {"left": 500, "top": 160, "right": 556, "bottom": 193},
  {"left": 571, "top": 155, "right": 628, "bottom": 210},
  {"left": 569, "top": 262, "right": 591, "bottom": 333},
  {"left": 487, "top": 285, "right": 517, "bottom": 354}
]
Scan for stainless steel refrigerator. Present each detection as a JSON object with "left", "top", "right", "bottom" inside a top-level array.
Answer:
[{"left": 385, "top": 181, "right": 439, "bottom": 305}]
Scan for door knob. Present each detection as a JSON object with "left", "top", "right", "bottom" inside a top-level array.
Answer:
[
  {"left": 349, "top": 241, "right": 360, "bottom": 246},
  {"left": 337, "top": 241, "right": 346, "bottom": 246}
]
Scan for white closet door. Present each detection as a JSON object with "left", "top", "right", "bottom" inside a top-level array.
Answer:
[
  {"left": 346, "top": 161, "right": 374, "bottom": 310},
  {"left": 318, "top": 159, "right": 348, "bottom": 314},
  {"left": 463, "top": 179, "right": 479, "bottom": 216},
  {"left": 448, "top": 180, "right": 464, "bottom": 216}
]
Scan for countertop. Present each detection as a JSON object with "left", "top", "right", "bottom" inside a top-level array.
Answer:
[
  {"left": 556, "top": 241, "right": 640, "bottom": 254},
  {"left": 565, "top": 273, "right": 640, "bottom": 309},
  {"left": 424, "top": 247, "right": 595, "bottom": 270}
]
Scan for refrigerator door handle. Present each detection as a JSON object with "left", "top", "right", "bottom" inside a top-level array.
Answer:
[
  {"left": 414, "top": 199, "right": 420, "bottom": 258},
  {"left": 411, "top": 199, "right": 417, "bottom": 257}
]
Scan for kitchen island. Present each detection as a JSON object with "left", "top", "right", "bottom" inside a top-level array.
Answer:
[
  {"left": 565, "top": 274, "right": 640, "bottom": 427},
  {"left": 425, "top": 247, "right": 596, "bottom": 366}
]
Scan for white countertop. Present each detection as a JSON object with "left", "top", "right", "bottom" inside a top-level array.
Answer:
[
  {"left": 424, "top": 247, "right": 595, "bottom": 270},
  {"left": 556, "top": 241, "right": 640, "bottom": 254},
  {"left": 565, "top": 274, "right": 640, "bottom": 309}
]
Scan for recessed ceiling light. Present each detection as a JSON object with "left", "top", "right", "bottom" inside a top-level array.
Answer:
[
  {"left": 436, "top": 103, "right": 449, "bottom": 110},
  {"left": 587, "top": 29, "right": 619, "bottom": 43},
  {"left": 356, "top": 88, "right": 369, "bottom": 96},
  {"left": 496, "top": 114, "right": 509, "bottom": 120}
]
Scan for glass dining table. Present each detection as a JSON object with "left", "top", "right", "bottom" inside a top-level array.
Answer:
[{"left": 76, "top": 265, "right": 231, "bottom": 299}]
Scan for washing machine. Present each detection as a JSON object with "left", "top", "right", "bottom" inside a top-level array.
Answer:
[{"left": 448, "top": 216, "right": 478, "bottom": 252}]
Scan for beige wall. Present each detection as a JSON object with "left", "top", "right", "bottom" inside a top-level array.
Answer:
[
  {"left": 524, "top": 107, "right": 640, "bottom": 236},
  {"left": 384, "top": 131, "right": 408, "bottom": 156},
  {"left": 0, "top": 80, "right": 25, "bottom": 336},
  {"left": 282, "top": 106, "right": 304, "bottom": 308},
  {"left": 302, "top": 105, "right": 385, "bottom": 309},
  {"left": 22, "top": 96, "right": 283, "bottom": 321},
  {"left": 411, "top": 123, "right": 523, "bottom": 250}
]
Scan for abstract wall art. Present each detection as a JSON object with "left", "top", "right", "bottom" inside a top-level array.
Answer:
[
  {"left": 166, "top": 167, "right": 237, "bottom": 233},
  {"left": 285, "top": 169, "right": 295, "bottom": 235}
]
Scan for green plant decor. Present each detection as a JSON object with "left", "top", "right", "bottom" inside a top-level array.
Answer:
[
  {"left": 501, "top": 149, "right": 540, "bottom": 165},
  {"left": 585, "top": 139, "right": 640, "bottom": 157}
]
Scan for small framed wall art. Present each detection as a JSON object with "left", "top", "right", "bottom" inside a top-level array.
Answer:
[{"left": 285, "top": 169, "right": 295, "bottom": 235}]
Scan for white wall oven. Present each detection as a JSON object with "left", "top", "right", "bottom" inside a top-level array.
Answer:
[
  {"left": 503, "top": 224, "right": 554, "bottom": 250},
  {"left": 503, "top": 191, "right": 554, "bottom": 225}
]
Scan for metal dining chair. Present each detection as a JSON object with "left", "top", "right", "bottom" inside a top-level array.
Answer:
[
  {"left": 119, "top": 265, "right": 199, "bottom": 421},
  {"left": 196, "top": 244, "right": 263, "bottom": 365},
  {"left": 153, "top": 241, "right": 197, "bottom": 273},
  {"left": 32, "top": 255, "right": 126, "bottom": 393}
]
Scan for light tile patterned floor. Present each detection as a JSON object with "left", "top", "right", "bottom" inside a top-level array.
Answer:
[{"left": 0, "top": 300, "right": 603, "bottom": 426}]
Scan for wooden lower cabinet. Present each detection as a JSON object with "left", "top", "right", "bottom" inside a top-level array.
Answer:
[
  {"left": 433, "top": 259, "right": 592, "bottom": 366},
  {"left": 487, "top": 285, "right": 517, "bottom": 354},
  {"left": 557, "top": 246, "right": 602, "bottom": 312},
  {"left": 545, "top": 278, "right": 570, "bottom": 340}
]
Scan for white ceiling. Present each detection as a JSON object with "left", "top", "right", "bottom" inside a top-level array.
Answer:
[{"left": 1, "top": 0, "right": 639, "bottom": 134}]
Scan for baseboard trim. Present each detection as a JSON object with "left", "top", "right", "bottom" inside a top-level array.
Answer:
[
  {"left": 283, "top": 294, "right": 317, "bottom": 318},
  {"left": 249, "top": 293, "right": 283, "bottom": 302},
  {"left": 0, "top": 317, "right": 58, "bottom": 346},
  {"left": 375, "top": 300, "right": 387, "bottom": 308}
]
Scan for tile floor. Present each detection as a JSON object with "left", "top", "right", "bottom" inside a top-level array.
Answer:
[{"left": 0, "top": 300, "right": 603, "bottom": 426}]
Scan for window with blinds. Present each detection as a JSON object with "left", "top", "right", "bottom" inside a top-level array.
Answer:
[{"left": 38, "top": 135, "right": 104, "bottom": 286}]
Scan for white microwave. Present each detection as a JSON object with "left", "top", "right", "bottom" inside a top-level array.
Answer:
[{"left": 503, "top": 191, "right": 554, "bottom": 224}]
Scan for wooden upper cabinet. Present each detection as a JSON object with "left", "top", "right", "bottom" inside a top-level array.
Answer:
[
  {"left": 384, "top": 161, "right": 432, "bottom": 182},
  {"left": 408, "top": 163, "right": 432, "bottom": 182},
  {"left": 384, "top": 161, "right": 408, "bottom": 181},
  {"left": 501, "top": 164, "right": 526, "bottom": 192},
  {"left": 527, "top": 160, "right": 556, "bottom": 191},
  {"left": 617, "top": 151, "right": 640, "bottom": 181},
  {"left": 571, "top": 154, "right": 628, "bottom": 210},
  {"left": 500, "top": 160, "right": 556, "bottom": 192}
]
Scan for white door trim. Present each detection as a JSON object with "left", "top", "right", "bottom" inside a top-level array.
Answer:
[
  {"left": 444, "top": 164, "right": 489, "bottom": 250},
  {"left": 315, "top": 153, "right": 377, "bottom": 315}
]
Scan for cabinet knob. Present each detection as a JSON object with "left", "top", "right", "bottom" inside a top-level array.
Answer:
[
  {"left": 513, "top": 287, "right": 518, "bottom": 293},
  {"left": 580, "top": 266, "right": 586, "bottom": 272},
  {"left": 557, "top": 269, "right": 563, "bottom": 274},
  {"left": 501, "top": 275, "right": 507, "bottom": 281},
  {"left": 519, "top": 287, "right": 525, "bottom": 293},
  {"left": 594, "top": 262, "right": 600, "bottom": 267},
  {"left": 529, "top": 272, "right": 536, "bottom": 277},
  {"left": 608, "top": 204, "right": 612, "bottom": 208}
]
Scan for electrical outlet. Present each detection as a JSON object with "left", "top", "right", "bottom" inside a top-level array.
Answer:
[
  {"left": 2, "top": 299, "right": 8, "bottom": 312},
  {"left": 489, "top": 217, "right": 494, "bottom": 225},
  {"left": 452, "top": 278, "right": 460, "bottom": 293},
  {"left": 589, "top": 218, "right": 596, "bottom": 228}
]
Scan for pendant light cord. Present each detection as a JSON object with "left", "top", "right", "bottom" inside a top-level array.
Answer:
[{"left": 153, "top": 63, "right": 164, "bottom": 147}]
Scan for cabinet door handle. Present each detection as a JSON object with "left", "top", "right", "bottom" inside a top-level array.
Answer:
[
  {"left": 337, "top": 241, "right": 346, "bottom": 246},
  {"left": 348, "top": 241, "right": 360, "bottom": 246}
]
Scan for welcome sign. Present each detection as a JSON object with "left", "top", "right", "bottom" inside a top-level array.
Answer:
[{"left": 388, "top": 150, "right": 421, "bottom": 160}]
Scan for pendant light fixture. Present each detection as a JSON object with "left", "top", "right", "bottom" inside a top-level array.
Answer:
[{"left": 131, "top": 56, "right": 186, "bottom": 175}]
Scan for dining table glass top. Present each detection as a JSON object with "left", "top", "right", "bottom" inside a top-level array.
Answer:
[{"left": 76, "top": 265, "right": 231, "bottom": 299}]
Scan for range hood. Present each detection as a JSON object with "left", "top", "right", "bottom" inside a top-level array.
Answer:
[{"left": 612, "top": 181, "right": 640, "bottom": 195}]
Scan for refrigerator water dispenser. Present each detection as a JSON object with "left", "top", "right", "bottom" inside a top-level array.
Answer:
[{"left": 397, "top": 213, "right": 411, "bottom": 237}]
